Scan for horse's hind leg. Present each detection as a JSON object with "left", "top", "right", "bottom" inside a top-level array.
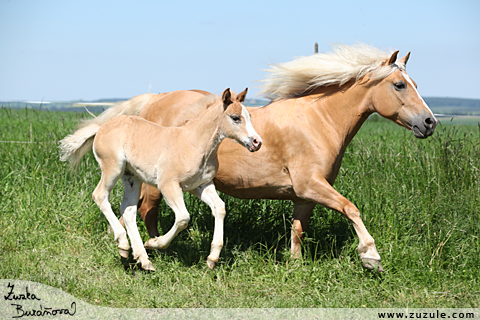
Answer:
[
  {"left": 291, "top": 202, "right": 316, "bottom": 259},
  {"left": 119, "top": 183, "right": 162, "bottom": 241},
  {"left": 92, "top": 161, "right": 130, "bottom": 258},
  {"left": 190, "top": 182, "right": 225, "bottom": 269},
  {"left": 120, "top": 174, "right": 154, "bottom": 271},
  {"left": 139, "top": 184, "right": 164, "bottom": 249}
]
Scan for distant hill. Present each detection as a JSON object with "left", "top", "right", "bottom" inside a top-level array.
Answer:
[
  {"left": 424, "top": 97, "right": 480, "bottom": 115},
  {"left": 1, "top": 97, "right": 480, "bottom": 115}
]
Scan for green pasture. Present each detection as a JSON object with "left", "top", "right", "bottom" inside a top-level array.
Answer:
[
  {"left": 0, "top": 107, "right": 479, "bottom": 308},
  {"left": 437, "top": 116, "right": 480, "bottom": 126}
]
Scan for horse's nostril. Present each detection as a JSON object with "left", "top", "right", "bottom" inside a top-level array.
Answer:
[
  {"left": 425, "top": 117, "right": 434, "bottom": 126},
  {"left": 252, "top": 138, "right": 262, "bottom": 149}
]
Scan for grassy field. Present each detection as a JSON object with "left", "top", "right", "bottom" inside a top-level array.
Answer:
[{"left": 0, "top": 106, "right": 479, "bottom": 308}]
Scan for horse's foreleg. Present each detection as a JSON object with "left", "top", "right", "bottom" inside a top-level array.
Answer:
[
  {"left": 291, "top": 202, "right": 316, "bottom": 259},
  {"left": 149, "top": 183, "right": 190, "bottom": 250},
  {"left": 191, "top": 182, "right": 226, "bottom": 270},
  {"left": 293, "top": 175, "right": 383, "bottom": 271},
  {"left": 120, "top": 176, "right": 154, "bottom": 271}
]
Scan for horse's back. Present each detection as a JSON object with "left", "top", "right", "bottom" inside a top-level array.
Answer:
[
  {"left": 140, "top": 90, "right": 210, "bottom": 127},
  {"left": 94, "top": 115, "right": 160, "bottom": 156}
]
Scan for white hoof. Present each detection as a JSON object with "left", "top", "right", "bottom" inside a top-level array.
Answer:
[
  {"left": 118, "top": 248, "right": 130, "bottom": 258},
  {"left": 206, "top": 257, "right": 216, "bottom": 270},
  {"left": 144, "top": 236, "right": 169, "bottom": 250}
]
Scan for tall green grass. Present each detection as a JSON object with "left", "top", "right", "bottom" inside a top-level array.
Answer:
[{"left": 0, "top": 107, "right": 479, "bottom": 308}]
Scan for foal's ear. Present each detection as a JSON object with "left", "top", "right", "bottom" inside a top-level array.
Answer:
[
  {"left": 397, "top": 52, "right": 411, "bottom": 68},
  {"left": 237, "top": 88, "right": 248, "bottom": 103},
  {"left": 222, "top": 88, "right": 232, "bottom": 109},
  {"left": 386, "top": 50, "right": 399, "bottom": 65}
]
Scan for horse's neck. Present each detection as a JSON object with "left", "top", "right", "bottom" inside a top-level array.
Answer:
[
  {"left": 306, "top": 83, "right": 372, "bottom": 153},
  {"left": 184, "top": 102, "right": 225, "bottom": 160}
]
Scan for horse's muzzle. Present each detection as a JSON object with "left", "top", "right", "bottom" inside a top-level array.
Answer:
[
  {"left": 248, "top": 136, "right": 262, "bottom": 152},
  {"left": 412, "top": 114, "right": 438, "bottom": 139}
]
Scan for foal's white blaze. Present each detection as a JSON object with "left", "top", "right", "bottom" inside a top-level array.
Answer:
[
  {"left": 241, "top": 105, "right": 260, "bottom": 140},
  {"left": 401, "top": 71, "right": 435, "bottom": 116}
]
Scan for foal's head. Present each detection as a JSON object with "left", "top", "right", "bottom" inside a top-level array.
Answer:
[
  {"left": 220, "top": 88, "right": 262, "bottom": 152},
  {"left": 369, "top": 51, "right": 437, "bottom": 139}
]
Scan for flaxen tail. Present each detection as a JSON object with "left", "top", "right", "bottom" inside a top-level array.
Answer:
[
  {"left": 59, "top": 93, "right": 155, "bottom": 168},
  {"left": 59, "top": 124, "right": 99, "bottom": 168}
]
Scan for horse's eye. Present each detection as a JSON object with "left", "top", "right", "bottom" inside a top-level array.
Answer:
[
  {"left": 394, "top": 81, "right": 406, "bottom": 91},
  {"left": 230, "top": 115, "right": 242, "bottom": 123}
]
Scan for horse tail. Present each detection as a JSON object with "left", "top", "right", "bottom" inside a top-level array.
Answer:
[
  {"left": 59, "top": 93, "right": 155, "bottom": 168},
  {"left": 59, "top": 124, "right": 99, "bottom": 168}
]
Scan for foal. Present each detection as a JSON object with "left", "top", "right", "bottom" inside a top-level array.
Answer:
[{"left": 89, "top": 88, "right": 262, "bottom": 271}]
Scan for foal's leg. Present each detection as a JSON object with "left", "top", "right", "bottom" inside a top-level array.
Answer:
[
  {"left": 291, "top": 202, "right": 316, "bottom": 259},
  {"left": 120, "top": 175, "right": 154, "bottom": 271},
  {"left": 92, "top": 162, "right": 130, "bottom": 258},
  {"left": 293, "top": 174, "right": 383, "bottom": 271},
  {"left": 190, "top": 182, "right": 226, "bottom": 270},
  {"left": 148, "top": 183, "right": 190, "bottom": 249}
]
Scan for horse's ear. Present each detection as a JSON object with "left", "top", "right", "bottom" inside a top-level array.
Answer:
[
  {"left": 397, "top": 52, "right": 411, "bottom": 68},
  {"left": 222, "top": 88, "right": 232, "bottom": 110},
  {"left": 386, "top": 50, "right": 399, "bottom": 65},
  {"left": 237, "top": 88, "right": 248, "bottom": 103}
]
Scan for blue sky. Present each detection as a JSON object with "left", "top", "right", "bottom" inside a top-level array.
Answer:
[{"left": 1, "top": 0, "right": 479, "bottom": 101}]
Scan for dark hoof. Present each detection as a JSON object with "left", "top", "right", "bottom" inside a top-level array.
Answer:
[{"left": 362, "top": 258, "right": 384, "bottom": 272}]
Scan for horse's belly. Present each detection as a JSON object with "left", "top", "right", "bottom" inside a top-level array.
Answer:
[
  {"left": 216, "top": 182, "right": 298, "bottom": 201},
  {"left": 125, "top": 163, "right": 157, "bottom": 186},
  {"left": 214, "top": 139, "right": 298, "bottom": 200},
  {"left": 213, "top": 171, "right": 298, "bottom": 201}
]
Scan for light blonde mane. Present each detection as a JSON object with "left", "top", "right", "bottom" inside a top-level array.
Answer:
[{"left": 259, "top": 43, "right": 395, "bottom": 101}]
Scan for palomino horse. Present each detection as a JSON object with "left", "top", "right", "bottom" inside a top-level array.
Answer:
[
  {"left": 60, "top": 44, "right": 437, "bottom": 271},
  {"left": 60, "top": 89, "right": 262, "bottom": 270}
]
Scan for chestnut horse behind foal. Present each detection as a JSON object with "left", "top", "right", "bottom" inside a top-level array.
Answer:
[
  {"left": 61, "top": 89, "right": 262, "bottom": 270},
  {"left": 60, "top": 44, "right": 437, "bottom": 271}
]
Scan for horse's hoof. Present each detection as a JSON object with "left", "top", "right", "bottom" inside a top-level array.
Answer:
[
  {"left": 142, "top": 261, "right": 155, "bottom": 272},
  {"left": 144, "top": 237, "right": 169, "bottom": 250},
  {"left": 206, "top": 258, "right": 216, "bottom": 270},
  {"left": 118, "top": 248, "right": 130, "bottom": 259},
  {"left": 362, "top": 258, "right": 384, "bottom": 272},
  {"left": 144, "top": 238, "right": 158, "bottom": 250}
]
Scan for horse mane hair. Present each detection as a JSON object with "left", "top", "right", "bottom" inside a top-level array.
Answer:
[{"left": 259, "top": 43, "right": 396, "bottom": 101}]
